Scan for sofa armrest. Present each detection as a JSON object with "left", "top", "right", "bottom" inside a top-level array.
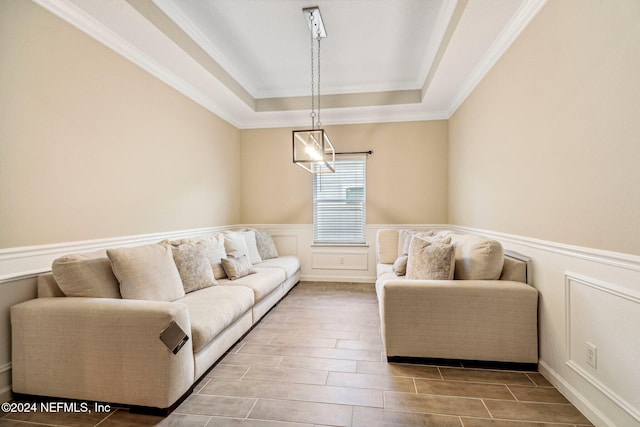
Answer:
[
  {"left": 11, "top": 297, "right": 194, "bottom": 409},
  {"left": 378, "top": 279, "right": 538, "bottom": 363}
]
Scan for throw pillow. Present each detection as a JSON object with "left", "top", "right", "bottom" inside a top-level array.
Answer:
[
  {"left": 223, "top": 231, "right": 250, "bottom": 259},
  {"left": 449, "top": 234, "right": 504, "bottom": 280},
  {"left": 241, "top": 230, "right": 263, "bottom": 264},
  {"left": 171, "top": 242, "right": 217, "bottom": 293},
  {"left": 406, "top": 237, "right": 455, "bottom": 280},
  {"left": 170, "top": 234, "right": 227, "bottom": 279},
  {"left": 253, "top": 228, "right": 279, "bottom": 260},
  {"left": 400, "top": 231, "right": 451, "bottom": 256},
  {"left": 221, "top": 255, "right": 256, "bottom": 280},
  {"left": 198, "top": 234, "right": 227, "bottom": 280},
  {"left": 392, "top": 254, "right": 408, "bottom": 276},
  {"left": 52, "top": 250, "right": 121, "bottom": 298},
  {"left": 397, "top": 229, "right": 423, "bottom": 257},
  {"left": 107, "top": 242, "right": 185, "bottom": 301}
]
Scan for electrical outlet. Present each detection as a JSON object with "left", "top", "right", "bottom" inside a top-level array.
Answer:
[{"left": 586, "top": 342, "right": 597, "bottom": 368}]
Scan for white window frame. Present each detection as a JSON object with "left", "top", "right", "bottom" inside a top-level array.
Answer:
[{"left": 312, "top": 155, "right": 367, "bottom": 244}]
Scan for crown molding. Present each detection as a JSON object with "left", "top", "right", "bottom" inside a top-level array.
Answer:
[{"left": 445, "top": 0, "right": 548, "bottom": 117}]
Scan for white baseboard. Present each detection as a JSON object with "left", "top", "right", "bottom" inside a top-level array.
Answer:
[
  {"left": 301, "top": 275, "right": 377, "bottom": 284},
  {"left": 0, "top": 386, "right": 12, "bottom": 404},
  {"left": 539, "top": 360, "right": 612, "bottom": 427},
  {"left": 0, "top": 362, "right": 12, "bottom": 404}
]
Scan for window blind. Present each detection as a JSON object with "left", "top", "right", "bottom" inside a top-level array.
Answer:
[{"left": 313, "top": 156, "right": 366, "bottom": 244}]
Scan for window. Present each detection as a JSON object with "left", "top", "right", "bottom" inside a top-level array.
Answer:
[{"left": 313, "top": 156, "right": 366, "bottom": 244}]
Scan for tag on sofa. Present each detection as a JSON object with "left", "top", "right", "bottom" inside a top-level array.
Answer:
[{"left": 159, "top": 321, "right": 189, "bottom": 354}]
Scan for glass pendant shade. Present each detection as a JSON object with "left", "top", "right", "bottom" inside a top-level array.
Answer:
[{"left": 292, "top": 129, "right": 335, "bottom": 173}]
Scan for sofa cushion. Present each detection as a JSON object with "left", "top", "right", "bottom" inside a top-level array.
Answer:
[
  {"left": 221, "top": 255, "right": 256, "bottom": 280},
  {"left": 37, "top": 273, "right": 66, "bottom": 297},
  {"left": 449, "top": 234, "right": 504, "bottom": 280},
  {"left": 178, "top": 285, "right": 254, "bottom": 353},
  {"left": 406, "top": 237, "right": 456, "bottom": 280},
  {"left": 107, "top": 242, "right": 185, "bottom": 302},
  {"left": 218, "top": 267, "right": 286, "bottom": 302},
  {"left": 171, "top": 242, "right": 217, "bottom": 293},
  {"left": 52, "top": 250, "right": 121, "bottom": 298},
  {"left": 377, "top": 263, "right": 394, "bottom": 279},
  {"left": 376, "top": 229, "right": 400, "bottom": 264},
  {"left": 257, "top": 256, "right": 300, "bottom": 279}
]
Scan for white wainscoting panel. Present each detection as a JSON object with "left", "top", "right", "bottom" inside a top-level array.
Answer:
[
  {"left": 565, "top": 273, "right": 640, "bottom": 423},
  {"left": 311, "top": 248, "right": 369, "bottom": 271},
  {"left": 270, "top": 234, "right": 299, "bottom": 257}
]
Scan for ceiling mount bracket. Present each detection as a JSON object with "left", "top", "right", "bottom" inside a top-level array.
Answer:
[{"left": 303, "top": 6, "right": 327, "bottom": 39}]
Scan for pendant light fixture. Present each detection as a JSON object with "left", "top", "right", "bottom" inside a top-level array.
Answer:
[{"left": 292, "top": 6, "right": 336, "bottom": 174}]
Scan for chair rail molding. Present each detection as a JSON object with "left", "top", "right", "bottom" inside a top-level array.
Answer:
[
  {"left": 451, "top": 225, "right": 640, "bottom": 273},
  {"left": 0, "top": 226, "right": 224, "bottom": 283}
]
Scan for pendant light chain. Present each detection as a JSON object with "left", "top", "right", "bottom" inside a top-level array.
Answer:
[
  {"left": 317, "top": 35, "right": 321, "bottom": 128},
  {"left": 309, "top": 13, "right": 316, "bottom": 129}
]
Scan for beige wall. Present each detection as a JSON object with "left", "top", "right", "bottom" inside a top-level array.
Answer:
[
  {"left": 0, "top": 0, "right": 241, "bottom": 249},
  {"left": 449, "top": 0, "right": 640, "bottom": 256},
  {"left": 240, "top": 121, "right": 449, "bottom": 225}
]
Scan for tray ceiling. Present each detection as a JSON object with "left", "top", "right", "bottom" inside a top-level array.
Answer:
[{"left": 35, "top": 0, "right": 547, "bottom": 128}]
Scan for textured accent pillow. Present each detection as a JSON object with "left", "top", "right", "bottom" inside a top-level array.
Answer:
[
  {"left": 400, "top": 232, "right": 451, "bottom": 256},
  {"left": 392, "top": 254, "right": 408, "bottom": 276},
  {"left": 253, "top": 228, "right": 279, "bottom": 260},
  {"left": 224, "top": 231, "right": 250, "bottom": 259},
  {"left": 107, "top": 242, "right": 185, "bottom": 301},
  {"left": 171, "top": 242, "right": 217, "bottom": 293},
  {"left": 221, "top": 255, "right": 256, "bottom": 280},
  {"left": 406, "top": 237, "right": 456, "bottom": 280},
  {"left": 241, "top": 230, "right": 262, "bottom": 264},
  {"left": 52, "top": 250, "right": 121, "bottom": 298}
]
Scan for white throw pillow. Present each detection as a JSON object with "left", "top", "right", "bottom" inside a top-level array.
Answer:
[
  {"left": 241, "top": 230, "right": 262, "bottom": 264},
  {"left": 406, "top": 237, "right": 456, "bottom": 280},
  {"left": 223, "top": 231, "right": 250, "bottom": 259},
  {"left": 107, "top": 242, "right": 185, "bottom": 301}
]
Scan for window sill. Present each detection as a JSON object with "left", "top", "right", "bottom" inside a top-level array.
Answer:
[{"left": 311, "top": 243, "right": 369, "bottom": 248}]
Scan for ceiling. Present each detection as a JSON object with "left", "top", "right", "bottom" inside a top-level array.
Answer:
[{"left": 36, "top": 0, "right": 547, "bottom": 128}]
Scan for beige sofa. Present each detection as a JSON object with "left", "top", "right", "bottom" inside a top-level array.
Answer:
[
  {"left": 376, "top": 228, "right": 538, "bottom": 365},
  {"left": 10, "top": 229, "right": 300, "bottom": 413}
]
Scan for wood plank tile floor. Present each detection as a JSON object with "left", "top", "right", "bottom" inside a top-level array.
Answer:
[{"left": 1, "top": 282, "right": 594, "bottom": 427}]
